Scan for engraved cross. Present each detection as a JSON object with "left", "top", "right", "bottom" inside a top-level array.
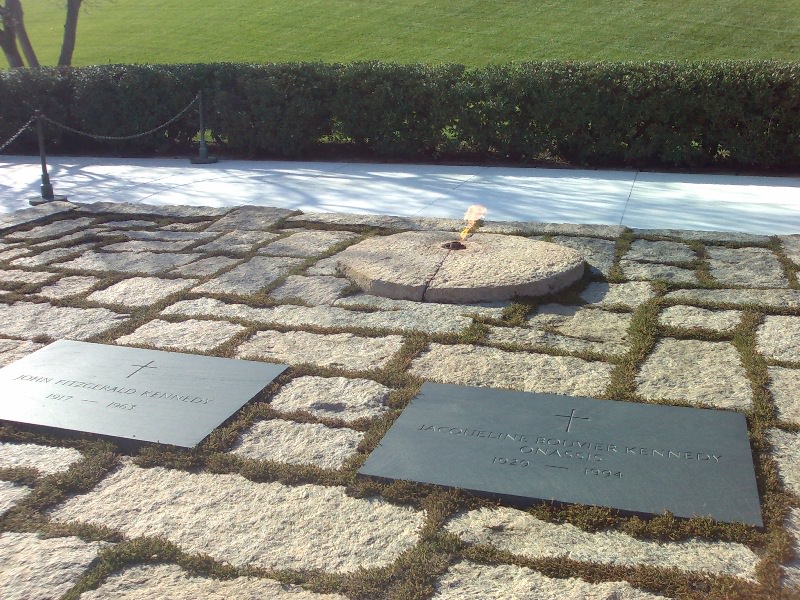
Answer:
[
  {"left": 127, "top": 360, "right": 157, "bottom": 379},
  {"left": 554, "top": 408, "right": 590, "bottom": 433}
]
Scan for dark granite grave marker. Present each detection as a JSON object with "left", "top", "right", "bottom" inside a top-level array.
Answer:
[
  {"left": 358, "top": 383, "right": 762, "bottom": 526},
  {"left": 0, "top": 340, "right": 287, "bottom": 447}
]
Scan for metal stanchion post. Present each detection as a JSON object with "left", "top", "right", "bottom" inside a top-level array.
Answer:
[
  {"left": 29, "top": 111, "right": 67, "bottom": 206},
  {"left": 190, "top": 91, "right": 217, "bottom": 164}
]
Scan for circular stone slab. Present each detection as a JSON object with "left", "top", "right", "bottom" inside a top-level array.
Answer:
[{"left": 336, "top": 231, "right": 584, "bottom": 303}]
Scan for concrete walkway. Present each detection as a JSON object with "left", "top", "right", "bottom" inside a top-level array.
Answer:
[{"left": 1, "top": 155, "right": 798, "bottom": 234}]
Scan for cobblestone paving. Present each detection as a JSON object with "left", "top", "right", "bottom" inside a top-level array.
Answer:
[{"left": 0, "top": 203, "right": 796, "bottom": 599}]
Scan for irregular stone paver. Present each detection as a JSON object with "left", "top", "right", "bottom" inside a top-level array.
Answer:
[
  {"left": 334, "top": 293, "right": 505, "bottom": 319},
  {"left": 0, "top": 301, "right": 128, "bottom": 340},
  {"left": 0, "top": 338, "right": 44, "bottom": 366},
  {"left": 261, "top": 230, "right": 358, "bottom": 257},
  {"left": 170, "top": 255, "right": 242, "bottom": 277},
  {"left": 433, "top": 560, "right": 669, "bottom": 600},
  {"left": 658, "top": 305, "right": 742, "bottom": 333},
  {"left": 782, "top": 234, "right": 800, "bottom": 266},
  {"left": 528, "top": 304, "right": 631, "bottom": 343},
  {"left": 625, "top": 239, "right": 695, "bottom": 263},
  {"left": 99, "top": 219, "right": 157, "bottom": 229},
  {"left": 51, "top": 462, "right": 424, "bottom": 572},
  {"left": 707, "top": 246, "right": 788, "bottom": 287},
  {"left": 0, "top": 269, "right": 57, "bottom": 284},
  {"left": 111, "top": 229, "right": 216, "bottom": 242},
  {"left": 446, "top": 507, "right": 757, "bottom": 580},
  {"left": 164, "top": 297, "right": 474, "bottom": 335},
  {"left": 192, "top": 256, "right": 305, "bottom": 296},
  {"left": 11, "top": 243, "right": 95, "bottom": 267},
  {"left": 769, "top": 428, "right": 800, "bottom": 496},
  {"left": 287, "top": 212, "right": 413, "bottom": 230},
  {"left": 632, "top": 229, "right": 770, "bottom": 245},
  {"left": 784, "top": 508, "right": 800, "bottom": 588},
  {"left": 270, "top": 376, "right": 391, "bottom": 422},
  {"left": 552, "top": 235, "right": 616, "bottom": 277},
  {"left": 5, "top": 217, "right": 94, "bottom": 241},
  {"left": 411, "top": 343, "right": 612, "bottom": 397},
  {"left": 270, "top": 275, "right": 352, "bottom": 305},
  {"left": 79, "top": 564, "right": 348, "bottom": 600},
  {"left": 0, "top": 532, "right": 110, "bottom": 600},
  {"left": 116, "top": 318, "right": 245, "bottom": 352},
  {"left": 232, "top": 418, "right": 363, "bottom": 469},
  {"left": 101, "top": 239, "right": 198, "bottom": 253},
  {"left": 206, "top": 206, "right": 295, "bottom": 232},
  {"left": 665, "top": 288, "right": 800, "bottom": 310},
  {"left": 87, "top": 276, "right": 198, "bottom": 307},
  {"left": 58, "top": 250, "right": 200, "bottom": 274},
  {"left": 487, "top": 326, "right": 627, "bottom": 357},
  {"left": 0, "top": 481, "right": 30, "bottom": 516},
  {"left": 0, "top": 246, "right": 29, "bottom": 261},
  {"left": 580, "top": 281, "right": 655, "bottom": 309},
  {"left": 236, "top": 331, "right": 404, "bottom": 371},
  {"left": 194, "top": 230, "right": 280, "bottom": 254},
  {"left": 770, "top": 367, "right": 800, "bottom": 424},
  {"left": 30, "top": 228, "right": 106, "bottom": 248},
  {"left": 635, "top": 339, "right": 751, "bottom": 408},
  {"left": 306, "top": 256, "right": 341, "bottom": 276},
  {"left": 0, "top": 201, "right": 75, "bottom": 234},
  {"left": 37, "top": 275, "right": 100, "bottom": 300},
  {"left": 74, "top": 201, "right": 228, "bottom": 218},
  {"left": 0, "top": 442, "right": 82, "bottom": 475},
  {"left": 756, "top": 316, "right": 800, "bottom": 362},
  {"left": 161, "top": 221, "right": 213, "bottom": 231},
  {"left": 620, "top": 260, "right": 697, "bottom": 284}
]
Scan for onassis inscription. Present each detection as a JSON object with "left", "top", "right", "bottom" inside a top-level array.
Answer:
[
  {"left": 358, "top": 383, "right": 762, "bottom": 526},
  {"left": 0, "top": 340, "right": 287, "bottom": 447}
]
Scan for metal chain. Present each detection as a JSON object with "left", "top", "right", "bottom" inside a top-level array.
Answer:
[
  {"left": 0, "top": 116, "right": 37, "bottom": 153},
  {"left": 40, "top": 94, "right": 199, "bottom": 141}
]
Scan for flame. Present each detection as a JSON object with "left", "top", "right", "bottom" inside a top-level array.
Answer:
[{"left": 459, "top": 204, "right": 487, "bottom": 241}]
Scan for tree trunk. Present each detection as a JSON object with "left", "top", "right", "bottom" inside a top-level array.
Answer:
[
  {"left": 58, "top": 0, "right": 81, "bottom": 66},
  {"left": 0, "top": 27, "right": 24, "bottom": 68},
  {"left": 6, "top": 0, "right": 38, "bottom": 67}
]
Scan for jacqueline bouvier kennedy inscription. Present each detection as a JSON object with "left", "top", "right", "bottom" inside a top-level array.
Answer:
[
  {"left": 358, "top": 383, "right": 762, "bottom": 526},
  {"left": 0, "top": 340, "right": 287, "bottom": 447}
]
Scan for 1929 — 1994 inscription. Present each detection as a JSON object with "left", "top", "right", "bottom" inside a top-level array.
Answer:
[
  {"left": 358, "top": 383, "right": 762, "bottom": 526},
  {"left": 0, "top": 340, "right": 287, "bottom": 447}
]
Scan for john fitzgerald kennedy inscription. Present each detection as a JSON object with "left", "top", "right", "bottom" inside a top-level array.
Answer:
[
  {"left": 0, "top": 340, "right": 287, "bottom": 447},
  {"left": 358, "top": 383, "right": 762, "bottom": 526}
]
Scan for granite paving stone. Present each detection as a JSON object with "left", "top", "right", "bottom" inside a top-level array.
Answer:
[
  {"left": 781, "top": 234, "right": 800, "bottom": 266},
  {"left": 36, "top": 275, "right": 101, "bottom": 300},
  {"left": 0, "top": 201, "right": 75, "bottom": 234},
  {"left": 756, "top": 316, "right": 800, "bottom": 362},
  {"left": 620, "top": 260, "right": 697, "bottom": 284},
  {"left": 529, "top": 223, "right": 626, "bottom": 237},
  {"left": 192, "top": 256, "right": 305, "bottom": 296},
  {"left": 0, "top": 269, "right": 57, "bottom": 284},
  {"left": 0, "top": 338, "right": 44, "bottom": 365},
  {"left": 551, "top": 235, "right": 616, "bottom": 277},
  {"left": 770, "top": 367, "right": 800, "bottom": 424},
  {"left": 665, "top": 288, "right": 800, "bottom": 310},
  {"left": 445, "top": 507, "right": 757, "bottom": 580},
  {"left": 99, "top": 219, "right": 158, "bottom": 229},
  {"left": 0, "top": 532, "right": 110, "bottom": 600},
  {"left": 57, "top": 250, "right": 200, "bottom": 274},
  {"left": 486, "top": 326, "right": 628, "bottom": 357},
  {"left": 236, "top": 330, "right": 404, "bottom": 370},
  {"left": 706, "top": 246, "right": 789, "bottom": 287},
  {"left": 305, "top": 256, "right": 339, "bottom": 276},
  {"left": 527, "top": 304, "right": 631, "bottom": 344},
  {"left": 161, "top": 221, "right": 213, "bottom": 231},
  {"left": 206, "top": 206, "right": 295, "bottom": 232},
  {"left": 784, "top": 508, "right": 800, "bottom": 589},
  {"left": 0, "top": 247, "right": 30, "bottom": 261},
  {"left": 108, "top": 229, "right": 216, "bottom": 242},
  {"left": 410, "top": 343, "right": 612, "bottom": 397},
  {"left": 260, "top": 230, "right": 359, "bottom": 257},
  {"left": 30, "top": 227, "right": 107, "bottom": 248},
  {"left": 0, "top": 442, "right": 83, "bottom": 474},
  {"left": 169, "top": 255, "right": 242, "bottom": 277},
  {"left": 0, "top": 481, "right": 30, "bottom": 516},
  {"left": 658, "top": 305, "right": 742, "bottom": 333},
  {"left": 231, "top": 418, "right": 363, "bottom": 469},
  {"left": 632, "top": 229, "right": 770, "bottom": 244},
  {"left": 116, "top": 318, "right": 246, "bottom": 352},
  {"left": 50, "top": 462, "right": 424, "bottom": 572},
  {"left": 768, "top": 428, "right": 800, "bottom": 496},
  {"left": 635, "top": 339, "right": 751, "bottom": 408},
  {"left": 74, "top": 200, "right": 228, "bottom": 218},
  {"left": 287, "top": 212, "right": 413, "bottom": 230},
  {"left": 269, "top": 376, "right": 391, "bottom": 422},
  {"left": 87, "top": 276, "right": 198, "bottom": 307},
  {"left": 625, "top": 239, "right": 696, "bottom": 263},
  {"left": 101, "top": 239, "right": 199, "bottom": 253},
  {"left": 580, "top": 281, "right": 656, "bottom": 309},
  {"left": 79, "top": 564, "right": 349, "bottom": 600},
  {"left": 334, "top": 293, "right": 505, "bottom": 319},
  {"left": 269, "top": 274, "right": 352, "bottom": 305},
  {"left": 5, "top": 217, "right": 94, "bottom": 241},
  {"left": 194, "top": 230, "right": 280, "bottom": 254},
  {"left": 10, "top": 243, "right": 95, "bottom": 267},
  {"left": 433, "top": 561, "right": 669, "bottom": 600},
  {"left": 0, "top": 301, "right": 128, "bottom": 340}
]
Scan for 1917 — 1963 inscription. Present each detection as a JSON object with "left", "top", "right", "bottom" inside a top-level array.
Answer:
[
  {"left": 358, "top": 383, "right": 762, "bottom": 526},
  {"left": 0, "top": 340, "right": 287, "bottom": 447}
]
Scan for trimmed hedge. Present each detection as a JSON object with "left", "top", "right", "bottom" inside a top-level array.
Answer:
[{"left": 0, "top": 61, "right": 797, "bottom": 170}]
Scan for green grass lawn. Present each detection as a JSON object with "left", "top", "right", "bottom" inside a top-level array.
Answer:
[{"left": 19, "top": 0, "right": 800, "bottom": 67}]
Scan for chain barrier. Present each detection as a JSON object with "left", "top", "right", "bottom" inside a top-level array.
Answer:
[
  {"left": 0, "top": 116, "right": 37, "bottom": 153},
  {"left": 40, "top": 94, "right": 199, "bottom": 141}
]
